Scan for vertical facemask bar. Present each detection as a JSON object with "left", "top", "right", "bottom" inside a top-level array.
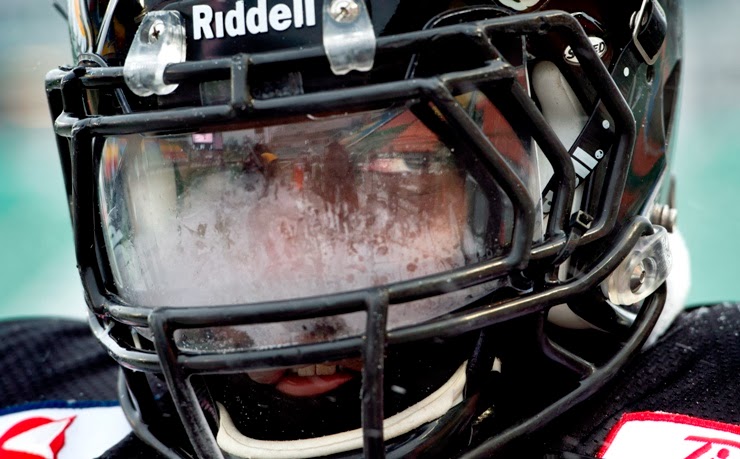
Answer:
[
  {"left": 535, "top": 313, "right": 595, "bottom": 379},
  {"left": 117, "top": 368, "right": 186, "bottom": 459},
  {"left": 361, "top": 291, "right": 389, "bottom": 458},
  {"left": 70, "top": 125, "right": 111, "bottom": 315},
  {"left": 459, "top": 282, "right": 666, "bottom": 459},
  {"left": 425, "top": 79, "right": 535, "bottom": 271},
  {"left": 46, "top": 80, "right": 73, "bottom": 209},
  {"left": 148, "top": 291, "right": 389, "bottom": 459},
  {"left": 554, "top": 22, "right": 636, "bottom": 243},
  {"left": 482, "top": 79, "right": 576, "bottom": 240},
  {"left": 149, "top": 312, "right": 226, "bottom": 459}
]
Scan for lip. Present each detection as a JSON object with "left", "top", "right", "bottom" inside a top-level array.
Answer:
[
  {"left": 247, "top": 358, "right": 363, "bottom": 397},
  {"left": 276, "top": 373, "right": 355, "bottom": 397}
]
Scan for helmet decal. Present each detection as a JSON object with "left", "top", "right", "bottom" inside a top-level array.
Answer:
[
  {"left": 564, "top": 36, "right": 608, "bottom": 65},
  {"left": 192, "top": 0, "right": 317, "bottom": 40}
]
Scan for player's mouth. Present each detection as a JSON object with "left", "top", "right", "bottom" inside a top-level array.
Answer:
[{"left": 247, "top": 358, "right": 363, "bottom": 397}]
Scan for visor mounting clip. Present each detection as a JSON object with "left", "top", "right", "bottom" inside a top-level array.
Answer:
[
  {"left": 630, "top": 0, "right": 668, "bottom": 65},
  {"left": 123, "top": 11, "right": 187, "bottom": 97},
  {"left": 323, "top": 0, "right": 376, "bottom": 75}
]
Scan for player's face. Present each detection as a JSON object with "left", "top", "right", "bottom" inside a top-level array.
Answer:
[
  {"left": 227, "top": 148, "right": 470, "bottom": 395},
  {"left": 99, "top": 107, "right": 503, "bottom": 358},
  {"left": 172, "top": 145, "right": 473, "bottom": 396},
  {"left": 238, "top": 144, "right": 470, "bottom": 294}
]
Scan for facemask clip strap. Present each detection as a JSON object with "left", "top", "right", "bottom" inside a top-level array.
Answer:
[
  {"left": 124, "top": 11, "right": 187, "bottom": 97},
  {"left": 323, "top": 0, "right": 376, "bottom": 75},
  {"left": 630, "top": 0, "right": 668, "bottom": 65}
]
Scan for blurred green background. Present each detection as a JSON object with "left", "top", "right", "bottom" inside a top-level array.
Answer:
[{"left": 0, "top": 1, "right": 737, "bottom": 319}]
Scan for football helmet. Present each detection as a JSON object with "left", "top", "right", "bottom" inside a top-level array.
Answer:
[{"left": 46, "top": 0, "right": 682, "bottom": 457}]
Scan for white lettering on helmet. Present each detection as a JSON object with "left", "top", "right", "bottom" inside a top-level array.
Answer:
[
  {"left": 193, "top": 5, "right": 214, "bottom": 40},
  {"left": 563, "top": 36, "right": 608, "bottom": 65},
  {"left": 193, "top": 0, "right": 317, "bottom": 41}
]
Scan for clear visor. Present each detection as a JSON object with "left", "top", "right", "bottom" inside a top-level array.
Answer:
[{"left": 99, "top": 95, "right": 542, "bottom": 352}]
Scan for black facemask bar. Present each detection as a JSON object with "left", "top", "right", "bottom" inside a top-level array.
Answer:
[{"left": 46, "top": 10, "right": 648, "bottom": 459}]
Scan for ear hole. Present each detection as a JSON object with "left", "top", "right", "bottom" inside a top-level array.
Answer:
[{"left": 662, "top": 61, "right": 682, "bottom": 142}]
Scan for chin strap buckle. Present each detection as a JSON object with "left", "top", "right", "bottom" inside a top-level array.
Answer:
[{"left": 631, "top": 0, "right": 668, "bottom": 65}]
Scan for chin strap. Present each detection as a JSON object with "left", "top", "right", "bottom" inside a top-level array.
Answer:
[{"left": 217, "top": 363, "right": 468, "bottom": 459}]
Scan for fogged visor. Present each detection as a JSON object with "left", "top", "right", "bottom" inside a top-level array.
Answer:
[{"left": 99, "top": 95, "right": 542, "bottom": 352}]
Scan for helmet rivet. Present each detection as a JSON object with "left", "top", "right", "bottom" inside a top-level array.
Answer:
[
  {"left": 630, "top": 262, "right": 647, "bottom": 293},
  {"left": 329, "top": 0, "right": 361, "bottom": 23},
  {"left": 629, "top": 10, "right": 649, "bottom": 30},
  {"left": 148, "top": 20, "right": 165, "bottom": 43},
  {"left": 595, "top": 149, "right": 604, "bottom": 159},
  {"left": 650, "top": 204, "right": 678, "bottom": 233}
]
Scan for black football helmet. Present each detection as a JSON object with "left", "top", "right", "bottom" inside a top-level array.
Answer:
[{"left": 46, "top": 0, "right": 682, "bottom": 457}]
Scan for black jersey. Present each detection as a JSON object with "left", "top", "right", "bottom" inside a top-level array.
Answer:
[
  {"left": 0, "top": 304, "right": 738, "bottom": 459},
  {"left": 535, "top": 303, "right": 740, "bottom": 458}
]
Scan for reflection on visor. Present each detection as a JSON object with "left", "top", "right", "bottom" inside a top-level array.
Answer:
[{"left": 98, "top": 96, "right": 540, "bottom": 351}]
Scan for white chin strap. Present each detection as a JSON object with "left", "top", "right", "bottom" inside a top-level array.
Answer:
[{"left": 216, "top": 363, "right": 467, "bottom": 459}]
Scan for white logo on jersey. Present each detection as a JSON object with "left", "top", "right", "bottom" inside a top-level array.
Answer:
[{"left": 193, "top": 0, "right": 317, "bottom": 41}]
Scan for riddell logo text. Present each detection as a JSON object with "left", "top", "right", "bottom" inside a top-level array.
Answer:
[{"left": 192, "top": 0, "right": 316, "bottom": 40}]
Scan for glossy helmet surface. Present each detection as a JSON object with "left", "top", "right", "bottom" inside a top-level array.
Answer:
[{"left": 47, "top": 0, "right": 682, "bottom": 457}]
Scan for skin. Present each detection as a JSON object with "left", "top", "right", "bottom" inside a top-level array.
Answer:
[{"left": 104, "top": 110, "right": 487, "bottom": 395}]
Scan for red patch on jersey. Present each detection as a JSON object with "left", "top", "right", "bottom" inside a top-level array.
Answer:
[
  {"left": 0, "top": 416, "right": 75, "bottom": 459},
  {"left": 599, "top": 412, "right": 740, "bottom": 459}
]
